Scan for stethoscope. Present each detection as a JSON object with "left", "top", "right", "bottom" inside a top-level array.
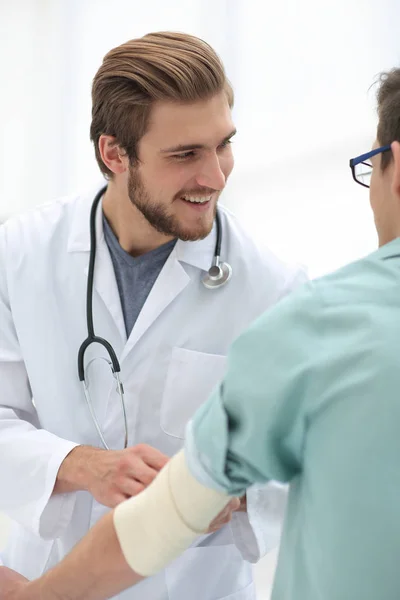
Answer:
[{"left": 77, "top": 185, "right": 232, "bottom": 450}]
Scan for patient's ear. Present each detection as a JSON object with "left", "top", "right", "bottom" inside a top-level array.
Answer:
[{"left": 390, "top": 141, "right": 400, "bottom": 200}]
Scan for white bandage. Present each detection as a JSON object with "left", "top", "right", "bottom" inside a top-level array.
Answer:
[{"left": 113, "top": 449, "right": 231, "bottom": 576}]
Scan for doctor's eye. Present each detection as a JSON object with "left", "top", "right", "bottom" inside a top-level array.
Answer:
[{"left": 173, "top": 151, "right": 196, "bottom": 161}]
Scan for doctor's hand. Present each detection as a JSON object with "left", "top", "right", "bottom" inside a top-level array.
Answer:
[
  {"left": 86, "top": 444, "right": 170, "bottom": 508},
  {"left": 55, "top": 443, "right": 169, "bottom": 508},
  {"left": 207, "top": 497, "right": 241, "bottom": 533}
]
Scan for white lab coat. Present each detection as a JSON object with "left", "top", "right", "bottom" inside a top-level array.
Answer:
[{"left": 0, "top": 185, "right": 307, "bottom": 599}]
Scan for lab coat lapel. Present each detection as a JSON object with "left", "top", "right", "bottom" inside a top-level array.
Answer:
[
  {"left": 89, "top": 236, "right": 126, "bottom": 342},
  {"left": 120, "top": 248, "right": 190, "bottom": 362},
  {"left": 89, "top": 197, "right": 126, "bottom": 341},
  {"left": 68, "top": 186, "right": 126, "bottom": 342}
]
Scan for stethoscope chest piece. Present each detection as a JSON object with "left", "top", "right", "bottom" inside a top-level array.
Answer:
[
  {"left": 202, "top": 258, "right": 232, "bottom": 289},
  {"left": 201, "top": 209, "right": 232, "bottom": 290}
]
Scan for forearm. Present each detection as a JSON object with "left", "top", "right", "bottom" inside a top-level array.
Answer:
[
  {"left": 53, "top": 445, "right": 104, "bottom": 495},
  {"left": 20, "top": 450, "right": 230, "bottom": 600},
  {"left": 22, "top": 512, "right": 142, "bottom": 600}
]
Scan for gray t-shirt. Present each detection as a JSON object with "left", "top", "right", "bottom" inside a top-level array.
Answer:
[{"left": 103, "top": 215, "right": 176, "bottom": 337}]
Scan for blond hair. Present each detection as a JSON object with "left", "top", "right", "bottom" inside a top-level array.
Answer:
[{"left": 90, "top": 31, "right": 234, "bottom": 176}]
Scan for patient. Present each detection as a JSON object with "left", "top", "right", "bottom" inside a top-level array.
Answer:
[{"left": 3, "top": 68, "right": 400, "bottom": 600}]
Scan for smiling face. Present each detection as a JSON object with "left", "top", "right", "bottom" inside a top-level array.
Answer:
[{"left": 125, "top": 92, "right": 235, "bottom": 241}]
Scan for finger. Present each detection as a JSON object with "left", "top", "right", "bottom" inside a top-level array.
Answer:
[
  {"left": 216, "top": 502, "right": 234, "bottom": 520},
  {"left": 110, "top": 493, "right": 131, "bottom": 508},
  {"left": 229, "top": 498, "right": 241, "bottom": 511},
  {"left": 209, "top": 508, "right": 231, "bottom": 530},
  {"left": 134, "top": 444, "right": 170, "bottom": 471},
  {"left": 218, "top": 507, "right": 231, "bottom": 521},
  {"left": 209, "top": 501, "right": 239, "bottom": 529},
  {"left": 217, "top": 499, "right": 237, "bottom": 515},
  {"left": 218, "top": 511, "right": 233, "bottom": 525},
  {"left": 209, "top": 510, "right": 228, "bottom": 529},
  {"left": 121, "top": 479, "right": 145, "bottom": 498},
  {"left": 208, "top": 525, "right": 226, "bottom": 533},
  {"left": 129, "top": 461, "right": 159, "bottom": 486},
  {"left": 208, "top": 513, "right": 233, "bottom": 533},
  {"left": 118, "top": 452, "right": 159, "bottom": 485}
]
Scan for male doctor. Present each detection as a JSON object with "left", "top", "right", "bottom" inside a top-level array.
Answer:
[{"left": 0, "top": 31, "right": 306, "bottom": 600}]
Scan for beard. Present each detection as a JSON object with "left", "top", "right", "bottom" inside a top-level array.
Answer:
[{"left": 127, "top": 165, "right": 217, "bottom": 242}]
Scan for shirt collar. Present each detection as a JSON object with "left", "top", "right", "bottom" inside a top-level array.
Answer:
[{"left": 371, "top": 236, "right": 400, "bottom": 262}]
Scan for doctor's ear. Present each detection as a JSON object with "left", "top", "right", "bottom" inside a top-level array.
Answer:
[{"left": 98, "top": 135, "right": 129, "bottom": 175}]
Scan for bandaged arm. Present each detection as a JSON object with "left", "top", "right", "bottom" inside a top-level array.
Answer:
[{"left": 22, "top": 450, "right": 232, "bottom": 600}]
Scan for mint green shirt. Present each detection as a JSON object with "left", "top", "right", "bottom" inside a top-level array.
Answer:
[{"left": 186, "top": 238, "right": 400, "bottom": 600}]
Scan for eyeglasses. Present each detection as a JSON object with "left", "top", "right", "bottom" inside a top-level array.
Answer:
[{"left": 349, "top": 145, "right": 391, "bottom": 188}]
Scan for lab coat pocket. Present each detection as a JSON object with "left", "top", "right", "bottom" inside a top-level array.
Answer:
[{"left": 160, "top": 347, "right": 227, "bottom": 439}]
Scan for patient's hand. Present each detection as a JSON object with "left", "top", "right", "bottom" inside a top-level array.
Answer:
[
  {"left": 207, "top": 498, "right": 241, "bottom": 533},
  {"left": 0, "top": 567, "right": 29, "bottom": 600}
]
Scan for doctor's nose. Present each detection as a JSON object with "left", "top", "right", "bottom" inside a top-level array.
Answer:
[{"left": 195, "top": 155, "right": 227, "bottom": 191}]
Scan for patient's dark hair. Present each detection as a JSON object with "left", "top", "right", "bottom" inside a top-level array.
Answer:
[{"left": 376, "top": 68, "right": 400, "bottom": 170}]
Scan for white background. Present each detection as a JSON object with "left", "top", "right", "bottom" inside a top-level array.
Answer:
[{"left": 1, "top": 1, "right": 400, "bottom": 597}]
